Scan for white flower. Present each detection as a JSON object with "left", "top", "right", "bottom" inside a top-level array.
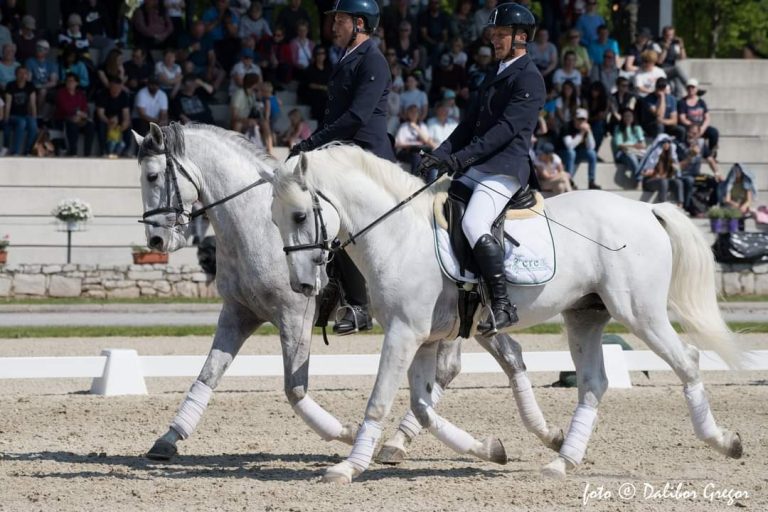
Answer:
[{"left": 52, "top": 199, "right": 93, "bottom": 222}]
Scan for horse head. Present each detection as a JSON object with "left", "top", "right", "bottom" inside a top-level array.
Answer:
[
  {"left": 134, "top": 122, "right": 200, "bottom": 253},
  {"left": 270, "top": 152, "right": 340, "bottom": 296}
]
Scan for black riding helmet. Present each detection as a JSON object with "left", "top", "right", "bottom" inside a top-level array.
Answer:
[
  {"left": 487, "top": 2, "right": 537, "bottom": 48},
  {"left": 326, "top": 0, "right": 380, "bottom": 34}
]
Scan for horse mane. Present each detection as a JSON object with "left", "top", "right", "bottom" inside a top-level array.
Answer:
[
  {"left": 277, "top": 143, "right": 442, "bottom": 221},
  {"left": 138, "top": 122, "right": 278, "bottom": 178}
]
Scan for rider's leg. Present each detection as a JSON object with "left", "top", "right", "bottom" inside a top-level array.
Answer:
[
  {"left": 457, "top": 169, "right": 521, "bottom": 335},
  {"left": 333, "top": 249, "right": 373, "bottom": 335}
]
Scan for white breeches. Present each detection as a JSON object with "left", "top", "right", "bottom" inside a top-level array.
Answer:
[{"left": 457, "top": 167, "right": 522, "bottom": 248}]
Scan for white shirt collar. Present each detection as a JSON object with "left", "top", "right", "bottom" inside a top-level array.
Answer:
[
  {"left": 497, "top": 53, "right": 524, "bottom": 75},
  {"left": 341, "top": 40, "right": 366, "bottom": 62}
]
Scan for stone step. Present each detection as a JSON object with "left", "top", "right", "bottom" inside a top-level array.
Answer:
[
  {"left": 705, "top": 87, "right": 768, "bottom": 114},
  {"left": 680, "top": 59, "right": 768, "bottom": 87},
  {"left": 717, "top": 136, "right": 768, "bottom": 163},
  {"left": 0, "top": 187, "right": 143, "bottom": 216},
  {"left": 709, "top": 111, "right": 768, "bottom": 137},
  {"left": 1, "top": 246, "right": 200, "bottom": 266},
  {"left": 0, "top": 158, "right": 139, "bottom": 187}
]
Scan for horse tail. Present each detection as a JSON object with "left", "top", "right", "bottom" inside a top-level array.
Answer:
[{"left": 651, "top": 203, "right": 742, "bottom": 368}]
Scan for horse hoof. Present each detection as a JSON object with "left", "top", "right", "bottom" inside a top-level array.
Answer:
[
  {"left": 146, "top": 438, "right": 177, "bottom": 461},
  {"left": 322, "top": 461, "right": 358, "bottom": 484},
  {"left": 339, "top": 422, "right": 359, "bottom": 446},
  {"left": 540, "top": 457, "right": 568, "bottom": 480},
  {"left": 546, "top": 429, "right": 565, "bottom": 452},
  {"left": 480, "top": 437, "right": 508, "bottom": 465},
  {"left": 727, "top": 432, "right": 743, "bottom": 459},
  {"left": 375, "top": 443, "right": 407, "bottom": 465}
]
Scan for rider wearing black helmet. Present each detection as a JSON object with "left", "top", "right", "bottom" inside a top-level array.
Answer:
[
  {"left": 289, "top": 0, "right": 395, "bottom": 335},
  {"left": 418, "top": 2, "right": 545, "bottom": 336}
]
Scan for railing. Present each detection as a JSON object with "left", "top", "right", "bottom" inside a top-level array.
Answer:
[{"left": 1, "top": 347, "right": 766, "bottom": 396}]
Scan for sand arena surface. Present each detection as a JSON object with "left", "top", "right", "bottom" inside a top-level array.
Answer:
[{"left": 0, "top": 334, "right": 766, "bottom": 511}]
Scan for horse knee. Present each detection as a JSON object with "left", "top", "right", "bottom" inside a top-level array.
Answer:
[
  {"left": 436, "top": 357, "right": 461, "bottom": 389},
  {"left": 284, "top": 384, "right": 307, "bottom": 406},
  {"left": 579, "top": 374, "right": 608, "bottom": 406}
]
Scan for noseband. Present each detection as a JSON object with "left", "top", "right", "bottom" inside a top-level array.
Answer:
[{"left": 282, "top": 190, "right": 338, "bottom": 261}]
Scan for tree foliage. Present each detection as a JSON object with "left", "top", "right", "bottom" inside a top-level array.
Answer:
[{"left": 674, "top": 0, "right": 768, "bottom": 57}]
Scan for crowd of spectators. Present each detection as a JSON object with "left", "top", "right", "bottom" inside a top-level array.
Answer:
[{"left": 0, "top": 0, "right": 737, "bottom": 216}]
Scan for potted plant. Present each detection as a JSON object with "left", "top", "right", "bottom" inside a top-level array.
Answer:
[
  {"left": 0, "top": 235, "right": 9, "bottom": 264},
  {"left": 707, "top": 207, "right": 727, "bottom": 233},
  {"left": 52, "top": 198, "right": 93, "bottom": 230},
  {"left": 131, "top": 244, "right": 169, "bottom": 264},
  {"left": 723, "top": 207, "right": 743, "bottom": 233}
]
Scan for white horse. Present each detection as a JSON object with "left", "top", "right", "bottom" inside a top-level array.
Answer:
[
  {"left": 133, "top": 123, "right": 562, "bottom": 465},
  {"left": 263, "top": 144, "right": 744, "bottom": 483}
]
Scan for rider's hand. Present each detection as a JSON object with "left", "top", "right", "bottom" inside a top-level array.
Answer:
[
  {"left": 415, "top": 151, "right": 441, "bottom": 179},
  {"left": 439, "top": 154, "right": 463, "bottom": 177},
  {"left": 288, "top": 138, "right": 314, "bottom": 158}
]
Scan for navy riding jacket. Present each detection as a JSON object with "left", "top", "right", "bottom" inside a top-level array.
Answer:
[
  {"left": 308, "top": 38, "right": 396, "bottom": 162},
  {"left": 433, "top": 54, "right": 545, "bottom": 184}
]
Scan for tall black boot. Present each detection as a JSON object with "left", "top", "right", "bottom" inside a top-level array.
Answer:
[
  {"left": 473, "top": 234, "right": 518, "bottom": 335},
  {"left": 333, "top": 249, "right": 372, "bottom": 335}
]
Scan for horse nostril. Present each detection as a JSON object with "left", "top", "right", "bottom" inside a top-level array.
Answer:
[
  {"left": 301, "top": 284, "right": 314, "bottom": 295},
  {"left": 149, "top": 236, "right": 163, "bottom": 250}
]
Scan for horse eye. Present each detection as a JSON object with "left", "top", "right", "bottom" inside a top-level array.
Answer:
[
  {"left": 293, "top": 211, "right": 307, "bottom": 224},
  {"left": 147, "top": 173, "right": 159, "bottom": 183}
]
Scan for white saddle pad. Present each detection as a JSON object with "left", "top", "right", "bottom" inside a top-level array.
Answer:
[{"left": 433, "top": 211, "right": 556, "bottom": 286}]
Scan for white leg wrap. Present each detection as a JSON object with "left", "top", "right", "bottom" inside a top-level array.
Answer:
[
  {"left": 398, "top": 384, "right": 446, "bottom": 439},
  {"left": 170, "top": 380, "right": 213, "bottom": 440},
  {"left": 292, "top": 395, "right": 344, "bottom": 442},
  {"left": 559, "top": 404, "right": 597, "bottom": 466},
  {"left": 397, "top": 411, "right": 423, "bottom": 439},
  {"left": 425, "top": 402, "right": 478, "bottom": 454},
  {"left": 684, "top": 382, "right": 721, "bottom": 441},
  {"left": 347, "top": 419, "right": 383, "bottom": 472},
  {"left": 510, "top": 372, "right": 548, "bottom": 437}
]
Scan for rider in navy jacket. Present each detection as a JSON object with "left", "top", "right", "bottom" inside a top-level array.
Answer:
[
  {"left": 289, "top": 0, "right": 393, "bottom": 335},
  {"left": 289, "top": 3, "right": 395, "bottom": 162},
  {"left": 419, "top": 2, "right": 546, "bottom": 336}
]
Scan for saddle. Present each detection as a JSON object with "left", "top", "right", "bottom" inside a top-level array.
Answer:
[{"left": 434, "top": 184, "right": 546, "bottom": 338}]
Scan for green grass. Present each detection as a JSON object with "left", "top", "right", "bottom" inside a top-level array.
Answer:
[{"left": 1, "top": 322, "right": 766, "bottom": 339}]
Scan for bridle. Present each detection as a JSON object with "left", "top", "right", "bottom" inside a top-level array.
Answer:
[
  {"left": 139, "top": 143, "right": 268, "bottom": 229},
  {"left": 282, "top": 189, "right": 338, "bottom": 262}
]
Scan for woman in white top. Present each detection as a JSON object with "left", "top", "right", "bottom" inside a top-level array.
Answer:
[
  {"left": 395, "top": 104, "right": 436, "bottom": 174},
  {"left": 155, "top": 48, "right": 182, "bottom": 98},
  {"left": 534, "top": 142, "right": 572, "bottom": 195}
]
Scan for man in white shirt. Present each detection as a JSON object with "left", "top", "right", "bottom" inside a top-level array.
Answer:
[
  {"left": 229, "top": 48, "right": 262, "bottom": 95},
  {"left": 133, "top": 75, "right": 168, "bottom": 136}
]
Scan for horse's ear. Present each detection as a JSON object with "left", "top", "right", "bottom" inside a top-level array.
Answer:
[
  {"left": 293, "top": 152, "right": 308, "bottom": 187},
  {"left": 149, "top": 122, "right": 164, "bottom": 148},
  {"left": 132, "top": 130, "right": 144, "bottom": 146}
]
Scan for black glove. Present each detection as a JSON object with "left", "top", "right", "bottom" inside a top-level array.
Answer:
[
  {"left": 288, "top": 138, "right": 314, "bottom": 159},
  {"left": 438, "top": 154, "right": 464, "bottom": 177},
  {"left": 415, "top": 151, "right": 442, "bottom": 179}
]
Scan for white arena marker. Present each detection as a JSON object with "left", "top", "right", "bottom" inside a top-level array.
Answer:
[
  {"left": 602, "top": 344, "right": 632, "bottom": 389},
  {"left": 90, "top": 349, "right": 148, "bottom": 396}
]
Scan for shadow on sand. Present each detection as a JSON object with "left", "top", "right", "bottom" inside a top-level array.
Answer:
[{"left": 1, "top": 451, "right": 510, "bottom": 482}]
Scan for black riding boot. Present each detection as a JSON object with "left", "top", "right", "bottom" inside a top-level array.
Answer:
[
  {"left": 473, "top": 234, "right": 518, "bottom": 335},
  {"left": 333, "top": 249, "right": 373, "bottom": 335}
]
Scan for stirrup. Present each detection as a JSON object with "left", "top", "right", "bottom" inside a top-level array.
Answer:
[
  {"left": 478, "top": 304, "right": 499, "bottom": 336},
  {"left": 333, "top": 304, "right": 370, "bottom": 336}
]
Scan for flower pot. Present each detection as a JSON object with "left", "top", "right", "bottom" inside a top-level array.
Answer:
[
  {"left": 710, "top": 219, "right": 725, "bottom": 233},
  {"left": 0, "top": 251, "right": 6, "bottom": 264},
  {"left": 727, "top": 219, "right": 741, "bottom": 233},
  {"left": 132, "top": 252, "right": 169, "bottom": 265}
]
